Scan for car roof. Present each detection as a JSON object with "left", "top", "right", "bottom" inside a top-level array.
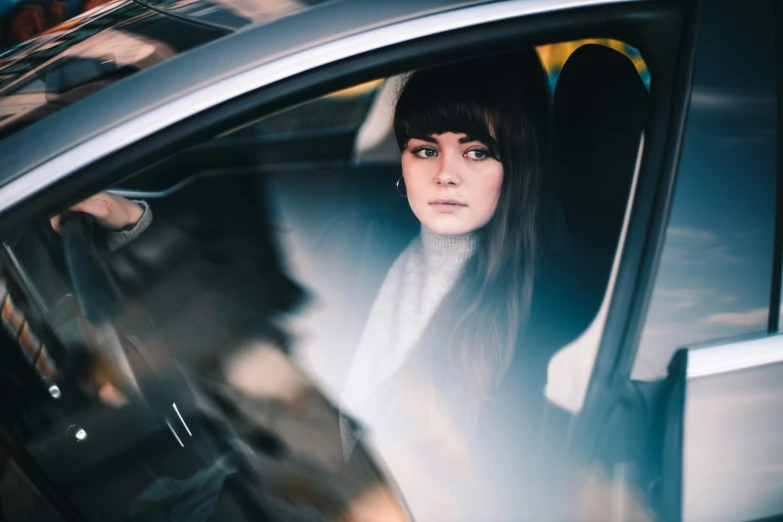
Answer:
[
  {"left": 0, "top": 0, "right": 634, "bottom": 193},
  {"left": 138, "top": 0, "right": 333, "bottom": 32}
]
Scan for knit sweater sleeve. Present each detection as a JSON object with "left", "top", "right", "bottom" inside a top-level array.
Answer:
[{"left": 106, "top": 200, "right": 153, "bottom": 251}]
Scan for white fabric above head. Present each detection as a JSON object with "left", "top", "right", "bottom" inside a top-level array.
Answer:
[
  {"left": 545, "top": 135, "right": 644, "bottom": 414},
  {"left": 352, "top": 75, "right": 406, "bottom": 163}
]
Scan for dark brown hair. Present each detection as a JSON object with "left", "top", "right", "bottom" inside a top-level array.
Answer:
[{"left": 393, "top": 50, "right": 550, "bottom": 431}]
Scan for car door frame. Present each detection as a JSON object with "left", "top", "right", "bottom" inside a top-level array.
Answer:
[{"left": 657, "top": 2, "right": 783, "bottom": 519}]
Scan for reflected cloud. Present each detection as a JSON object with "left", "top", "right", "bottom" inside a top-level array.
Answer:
[
  {"left": 719, "top": 127, "right": 777, "bottom": 146},
  {"left": 654, "top": 288, "right": 704, "bottom": 309},
  {"left": 703, "top": 308, "right": 768, "bottom": 327},
  {"left": 691, "top": 87, "right": 776, "bottom": 114},
  {"left": 666, "top": 226, "right": 717, "bottom": 242},
  {"left": 662, "top": 226, "right": 740, "bottom": 266}
]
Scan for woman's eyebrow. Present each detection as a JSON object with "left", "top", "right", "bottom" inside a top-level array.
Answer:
[
  {"left": 410, "top": 134, "right": 438, "bottom": 144},
  {"left": 409, "top": 134, "right": 492, "bottom": 145},
  {"left": 458, "top": 135, "right": 485, "bottom": 144}
]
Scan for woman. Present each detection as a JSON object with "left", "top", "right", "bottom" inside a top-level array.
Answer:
[
  {"left": 58, "top": 50, "right": 551, "bottom": 519},
  {"left": 338, "top": 53, "right": 550, "bottom": 520}
]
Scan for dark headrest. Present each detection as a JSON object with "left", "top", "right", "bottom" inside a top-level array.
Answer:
[{"left": 553, "top": 44, "right": 647, "bottom": 257}]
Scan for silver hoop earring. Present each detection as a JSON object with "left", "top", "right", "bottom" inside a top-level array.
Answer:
[{"left": 396, "top": 176, "right": 407, "bottom": 198}]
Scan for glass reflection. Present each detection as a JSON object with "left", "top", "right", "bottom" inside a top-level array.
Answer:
[
  {"left": 0, "top": 42, "right": 650, "bottom": 521},
  {"left": 0, "top": 0, "right": 222, "bottom": 140},
  {"left": 634, "top": 0, "right": 777, "bottom": 380}
]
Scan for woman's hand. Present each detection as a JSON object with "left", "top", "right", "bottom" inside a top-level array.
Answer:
[{"left": 51, "top": 192, "right": 144, "bottom": 232}]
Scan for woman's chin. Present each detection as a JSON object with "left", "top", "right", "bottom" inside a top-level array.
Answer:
[{"left": 422, "top": 219, "right": 480, "bottom": 237}]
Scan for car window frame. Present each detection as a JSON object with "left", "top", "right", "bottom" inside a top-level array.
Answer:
[
  {"left": 772, "top": 0, "right": 783, "bottom": 333},
  {"left": 0, "top": 1, "right": 694, "bottom": 518}
]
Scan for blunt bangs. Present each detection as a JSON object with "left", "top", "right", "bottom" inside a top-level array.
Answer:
[{"left": 393, "top": 66, "right": 500, "bottom": 156}]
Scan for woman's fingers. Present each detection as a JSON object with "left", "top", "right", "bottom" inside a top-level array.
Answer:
[
  {"left": 50, "top": 192, "right": 142, "bottom": 232},
  {"left": 50, "top": 214, "right": 62, "bottom": 233},
  {"left": 70, "top": 194, "right": 113, "bottom": 220},
  {"left": 50, "top": 198, "right": 103, "bottom": 233}
]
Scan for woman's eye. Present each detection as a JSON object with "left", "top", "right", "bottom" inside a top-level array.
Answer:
[
  {"left": 413, "top": 147, "right": 438, "bottom": 158},
  {"left": 466, "top": 149, "right": 490, "bottom": 160}
]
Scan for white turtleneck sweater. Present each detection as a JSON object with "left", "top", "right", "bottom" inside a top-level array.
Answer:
[{"left": 341, "top": 225, "right": 477, "bottom": 426}]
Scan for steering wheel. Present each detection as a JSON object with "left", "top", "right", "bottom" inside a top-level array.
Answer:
[
  {"left": 57, "top": 213, "right": 398, "bottom": 518},
  {"left": 59, "top": 212, "right": 142, "bottom": 392},
  {"left": 59, "top": 212, "right": 197, "bottom": 443}
]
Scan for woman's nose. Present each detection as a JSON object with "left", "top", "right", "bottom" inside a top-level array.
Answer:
[{"left": 435, "top": 154, "right": 462, "bottom": 186}]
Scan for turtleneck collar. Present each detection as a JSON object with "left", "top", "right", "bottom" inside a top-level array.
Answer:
[{"left": 419, "top": 225, "right": 478, "bottom": 275}]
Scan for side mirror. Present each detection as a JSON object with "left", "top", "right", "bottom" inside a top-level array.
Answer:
[{"left": 661, "top": 335, "right": 783, "bottom": 521}]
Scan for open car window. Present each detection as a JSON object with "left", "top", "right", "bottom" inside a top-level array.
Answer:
[{"left": 0, "top": 40, "right": 650, "bottom": 521}]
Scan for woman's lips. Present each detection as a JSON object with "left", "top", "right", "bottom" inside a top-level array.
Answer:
[{"left": 430, "top": 199, "right": 467, "bottom": 213}]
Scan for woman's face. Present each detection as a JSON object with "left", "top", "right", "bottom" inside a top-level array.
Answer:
[{"left": 401, "top": 132, "right": 503, "bottom": 236}]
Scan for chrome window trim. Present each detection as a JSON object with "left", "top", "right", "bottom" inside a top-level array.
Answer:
[
  {"left": 687, "top": 333, "right": 783, "bottom": 379},
  {"left": 0, "top": 0, "right": 638, "bottom": 212}
]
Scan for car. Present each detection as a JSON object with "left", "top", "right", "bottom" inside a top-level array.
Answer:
[{"left": 0, "top": 0, "right": 778, "bottom": 520}]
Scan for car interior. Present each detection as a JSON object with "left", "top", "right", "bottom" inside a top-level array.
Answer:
[{"left": 0, "top": 40, "right": 651, "bottom": 520}]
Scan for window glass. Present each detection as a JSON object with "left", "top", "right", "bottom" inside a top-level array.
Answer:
[
  {"left": 0, "top": 0, "right": 225, "bottom": 140},
  {"left": 633, "top": 0, "right": 778, "bottom": 381},
  {"left": 0, "top": 42, "right": 649, "bottom": 521}
]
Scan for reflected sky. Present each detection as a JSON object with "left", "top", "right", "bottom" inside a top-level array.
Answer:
[{"left": 633, "top": 0, "right": 778, "bottom": 380}]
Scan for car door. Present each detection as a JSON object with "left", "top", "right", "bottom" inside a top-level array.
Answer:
[
  {"left": 0, "top": 1, "right": 697, "bottom": 520},
  {"left": 576, "top": 0, "right": 782, "bottom": 520}
]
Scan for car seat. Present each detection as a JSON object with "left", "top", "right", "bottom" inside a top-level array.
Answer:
[{"left": 538, "top": 43, "right": 648, "bottom": 413}]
